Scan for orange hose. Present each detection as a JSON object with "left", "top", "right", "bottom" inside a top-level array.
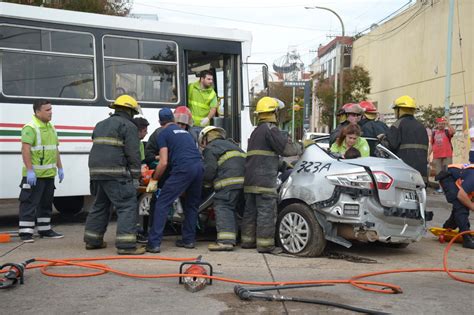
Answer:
[{"left": 1, "top": 231, "right": 473, "bottom": 294}]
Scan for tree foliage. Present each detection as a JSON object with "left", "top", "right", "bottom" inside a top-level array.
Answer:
[
  {"left": 417, "top": 104, "right": 445, "bottom": 128},
  {"left": 5, "top": 0, "right": 133, "bottom": 16},
  {"left": 315, "top": 65, "right": 371, "bottom": 129}
]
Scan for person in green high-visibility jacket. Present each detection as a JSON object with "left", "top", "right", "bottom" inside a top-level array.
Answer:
[
  {"left": 187, "top": 70, "right": 218, "bottom": 140},
  {"left": 18, "top": 99, "right": 64, "bottom": 243}
]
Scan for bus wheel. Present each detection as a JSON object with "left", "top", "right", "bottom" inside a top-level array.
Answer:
[{"left": 54, "top": 196, "right": 84, "bottom": 215}]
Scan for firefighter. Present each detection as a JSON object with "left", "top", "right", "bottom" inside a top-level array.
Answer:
[
  {"left": 380, "top": 95, "right": 429, "bottom": 183},
  {"left": 84, "top": 95, "right": 145, "bottom": 255},
  {"left": 146, "top": 106, "right": 203, "bottom": 253},
  {"left": 199, "top": 126, "right": 246, "bottom": 251},
  {"left": 241, "top": 97, "right": 302, "bottom": 253},
  {"left": 437, "top": 164, "right": 474, "bottom": 249},
  {"left": 358, "top": 100, "right": 388, "bottom": 138},
  {"left": 329, "top": 103, "right": 363, "bottom": 146},
  {"left": 359, "top": 100, "right": 388, "bottom": 155}
]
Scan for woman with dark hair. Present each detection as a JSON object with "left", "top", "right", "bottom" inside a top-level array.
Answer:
[{"left": 330, "top": 124, "right": 370, "bottom": 158}]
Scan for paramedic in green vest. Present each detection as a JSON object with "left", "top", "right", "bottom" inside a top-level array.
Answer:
[
  {"left": 18, "top": 99, "right": 64, "bottom": 243},
  {"left": 187, "top": 70, "right": 218, "bottom": 141}
]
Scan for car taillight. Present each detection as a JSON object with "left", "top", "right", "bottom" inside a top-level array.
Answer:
[
  {"left": 326, "top": 171, "right": 372, "bottom": 190},
  {"left": 373, "top": 171, "right": 393, "bottom": 190}
]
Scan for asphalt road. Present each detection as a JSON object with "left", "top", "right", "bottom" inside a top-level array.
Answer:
[{"left": 1, "top": 188, "right": 473, "bottom": 314}]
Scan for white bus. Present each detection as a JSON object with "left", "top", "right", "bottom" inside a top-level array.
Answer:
[{"left": 0, "top": 3, "right": 254, "bottom": 214}]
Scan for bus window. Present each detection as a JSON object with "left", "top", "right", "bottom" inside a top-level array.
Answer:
[
  {"left": 103, "top": 35, "right": 178, "bottom": 104},
  {"left": 0, "top": 25, "right": 95, "bottom": 100}
]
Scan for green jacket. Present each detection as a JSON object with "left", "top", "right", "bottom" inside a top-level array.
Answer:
[
  {"left": 187, "top": 81, "right": 217, "bottom": 127},
  {"left": 21, "top": 115, "right": 59, "bottom": 178},
  {"left": 330, "top": 137, "right": 370, "bottom": 157}
]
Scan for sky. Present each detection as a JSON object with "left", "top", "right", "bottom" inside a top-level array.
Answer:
[{"left": 130, "top": 0, "right": 413, "bottom": 72}]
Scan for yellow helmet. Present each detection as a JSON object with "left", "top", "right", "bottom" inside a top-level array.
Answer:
[
  {"left": 109, "top": 95, "right": 142, "bottom": 115},
  {"left": 198, "top": 126, "right": 226, "bottom": 146},
  {"left": 254, "top": 97, "right": 284, "bottom": 114},
  {"left": 392, "top": 95, "right": 416, "bottom": 109}
]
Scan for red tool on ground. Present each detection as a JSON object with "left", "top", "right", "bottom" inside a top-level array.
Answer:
[{"left": 178, "top": 256, "right": 213, "bottom": 292}]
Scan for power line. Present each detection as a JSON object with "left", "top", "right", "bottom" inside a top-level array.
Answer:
[
  {"left": 135, "top": 0, "right": 316, "bottom": 9},
  {"left": 133, "top": 2, "right": 334, "bottom": 32}
]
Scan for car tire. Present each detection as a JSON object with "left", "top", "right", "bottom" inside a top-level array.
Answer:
[{"left": 277, "top": 203, "right": 326, "bottom": 257}]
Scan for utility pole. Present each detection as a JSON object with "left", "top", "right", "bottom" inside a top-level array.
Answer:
[
  {"left": 305, "top": 6, "right": 345, "bottom": 129},
  {"left": 444, "top": 0, "right": 455, "bottom": 118}
]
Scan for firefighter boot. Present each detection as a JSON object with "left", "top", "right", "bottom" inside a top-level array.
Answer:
[
  {"left": 117, "top": 246, "right": 146, "bottom": 255},
  {"left": 208, "top": 242, "right": 234, "bottom": 251},
  {"left": 86, "top": 241, "right": 107, "bottom": 250},
  {"left": 462, "top": 234, "right": 474, "bottom": 249}
]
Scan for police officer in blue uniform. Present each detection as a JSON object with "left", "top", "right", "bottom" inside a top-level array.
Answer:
[{"left": 437, "top": 164, "right": 474, "bottom": 249}]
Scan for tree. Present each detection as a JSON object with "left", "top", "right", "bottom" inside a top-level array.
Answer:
[
  {"left": 417, "top": 104, "right": 445, "bottom": 129},
  {"left": 315, "top": 65, "right": 371, "bottom": 129},
  {"left": 5, "top": 0, "right": 133, "bottom": 16}
]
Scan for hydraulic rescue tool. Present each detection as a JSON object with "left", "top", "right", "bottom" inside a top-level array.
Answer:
[
  {"left": 0, "top": 259, "right": 35, "bottom": 289},
  {"left": 178, "top": 256, "right": 213, "bottom": 292},
  {"left": 234, "top": 284, "right": 390, "bottom": 315}
]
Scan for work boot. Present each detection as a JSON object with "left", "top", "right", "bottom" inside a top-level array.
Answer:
[
  {"left": 137, "top": 232, "right": 148, "bottom": 244},
  {"left": 39, "top": 230, "right": 64, "bottom": 239},
  {"left": 85, "top": 241, "right": 107, "bottom": 250},
  {"left": 257, "top": 246, "right": 283, "bottom": 255},
  {"left": 117, "top": 246, "right": 146, "bottom": 255},
  {"left": 462, "top": 234, "right": 474, "bottom": 249},
  {"left": 175, "top": 239, "right": 195, "bottom": 249},
  {"left": 145, "top": 245, "right": 161, "bottom": 253},
  {"left": 20, "top": 233, "right": 34, "bottom": 243},
  {"left": 208, "top": 242, "right": 234, "bottom": 251}
]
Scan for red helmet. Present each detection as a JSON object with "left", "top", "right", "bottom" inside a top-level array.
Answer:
[
  {"left": 359, "top": 100, "right": 377, "bottom": 113},
  {"left": 342, "top": 103, "right": 353, "bottom": 111},
  {"left": 435, "top": 117, "right": 447, "bottom": 123},
  {"left": 174, "top": 106, "right": 193, "bottom": 127}
]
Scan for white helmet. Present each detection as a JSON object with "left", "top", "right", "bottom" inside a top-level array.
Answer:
[{"left": 198, "top": 126, "right": 226, "bottom": 146}]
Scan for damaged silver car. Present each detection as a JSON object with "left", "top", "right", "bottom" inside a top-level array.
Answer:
[{"left": 277, "top": 137, "right": 432, "bottom": 256}]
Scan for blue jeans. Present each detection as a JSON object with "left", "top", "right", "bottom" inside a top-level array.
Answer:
[{"left": 148, "top": 162, "right": 203, "bottom": 247}]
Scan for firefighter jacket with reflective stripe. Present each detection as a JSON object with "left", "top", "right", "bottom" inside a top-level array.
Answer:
[
  {"left": 89, "top": 111, "right": 141, "bottom": 180},
  {"left": 203, "top": 138, "right": 246, "bottom": 192},
  {"left": 384, "top": 115, "right": 429, "bottom": 179},
  {"left": 244, "top": 122, "right": 302, "bottom": 195},
  {"left": 187, "top": 81, "right": 217, "bottom": 127},
  {"left": 21, "top": 115, "right": 58, "bottom": 178}
]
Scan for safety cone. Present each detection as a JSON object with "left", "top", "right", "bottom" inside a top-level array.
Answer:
[{"left": 0, "top": 233, "right": 11, "bottom": 243}]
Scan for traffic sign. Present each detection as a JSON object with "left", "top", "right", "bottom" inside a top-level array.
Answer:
[{"left": 283, "top": 81, "right": 307, "bottom": 87}]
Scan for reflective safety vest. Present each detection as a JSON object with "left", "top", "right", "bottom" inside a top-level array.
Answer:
[
  {"left": 187, "top": 81, "right": 217, "bottom": 127},
  {"left": 448, "top": 164, "right": 474, "bottom": 198},
  {"left": 22, "top": 115, "right": 58, "bottom": 178}
]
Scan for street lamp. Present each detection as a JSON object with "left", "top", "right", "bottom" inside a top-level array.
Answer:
[{"left": 305, "top": 6, "right": 345, "bottom": 129}]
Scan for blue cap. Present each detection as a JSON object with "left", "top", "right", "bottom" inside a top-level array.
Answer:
[{"left": 159, "top": 108, "right": 174, "bottom": 123}]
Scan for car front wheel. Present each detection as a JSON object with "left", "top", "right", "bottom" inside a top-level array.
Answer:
[{"left": 277, "top": 203, "right": 326, "bottom": 257}]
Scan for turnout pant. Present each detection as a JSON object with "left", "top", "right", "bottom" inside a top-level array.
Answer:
[
  {"left": 440, "top": 176, "right": 471, "bottom": 232},
  {"left": 241, "top": 193, "right": 277, "bottom": 250},
  {"left": 214, "top": 189, "right": 242, "bottom": 245},
  {"left": 18, "top": 177, "right": 55, "bottom": 235},
  {"left": 148, "top": 163, "right": 203, "bottom": 247},
  {"left": 84, "top": 180, "right": 138, "bottom": 249}
]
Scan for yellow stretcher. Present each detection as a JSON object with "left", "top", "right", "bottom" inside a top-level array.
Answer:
[{"left": 429, "top": 227, "right": 463, "bottom": 243}]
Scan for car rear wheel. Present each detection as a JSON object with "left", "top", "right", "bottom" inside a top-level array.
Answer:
[
  {"left": 277, "top": 203, "right": 326, "bottom": 257},
  {"left": 54, "top": 196, "right": 84, "bottom": 215}
]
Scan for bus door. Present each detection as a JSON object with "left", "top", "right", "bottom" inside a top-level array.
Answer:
[{"left": 185, "top": 50, "right": 240, "bottom": 142}]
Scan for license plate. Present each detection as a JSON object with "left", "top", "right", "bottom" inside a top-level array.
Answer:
[{"left": 404, "top": 191, "right": 418, "bottom": 201}]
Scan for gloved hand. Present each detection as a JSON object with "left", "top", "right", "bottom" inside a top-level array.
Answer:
[
  {"left": 146, "top": 179, "right": 158, "bottom": 192},
  {"left": 26, "top": 169, "right": 37, "bottom": 186},
  {"left": 58, "top": 168, "right": 64, "bottom": 183},
  {"left": 201, "top": 117, "right": 210, "bottom": 126}
]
